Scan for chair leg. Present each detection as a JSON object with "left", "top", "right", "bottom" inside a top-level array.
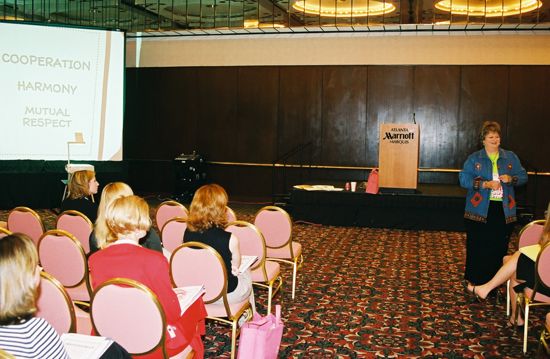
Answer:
[
  {"left": 267, "top": 283, "right": 273, "bottom": 315},
  {"left": 506, "top": 280, "right": 510, "bottom": 317},
  {"left": 291, "top": 259, "right": 298, "bottom": 300},
  {"left": 231, "top": 319, "right": 238, "bottom": 359},
  {"left": 523, "top": 303, "right": 530, "bottom": 354}
]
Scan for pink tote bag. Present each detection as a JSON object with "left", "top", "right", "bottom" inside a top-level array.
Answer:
[
  {"left": 237, "top": 305, "right": 283, "bottom": 359},
  {"left": 366, "top": 169, "right": 379, "bottom": 194}
]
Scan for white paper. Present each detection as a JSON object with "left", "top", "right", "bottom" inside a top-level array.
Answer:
[
  {"left": 239, "top": 255, "right": 258, "bottom": 274},
  {"left": 174, "top": 285, "right": 205, "bottom": 315},
  {"left": 61, "top": 333, "right": 113, "bottom": 359}
]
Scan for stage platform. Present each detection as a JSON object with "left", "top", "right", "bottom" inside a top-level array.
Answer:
[{"left": 290, "top": 183, "right": 467, "bottom": 231}]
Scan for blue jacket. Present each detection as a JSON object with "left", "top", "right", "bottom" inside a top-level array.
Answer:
[{"left": 459, "top": 148, "right": 527, "bottom": 224}]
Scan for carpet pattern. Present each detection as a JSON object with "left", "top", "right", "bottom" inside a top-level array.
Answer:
[{"left": 1, "top": 203, "right": 548, "bottom": 358}]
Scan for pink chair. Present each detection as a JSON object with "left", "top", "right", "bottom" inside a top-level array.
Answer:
[
  {"left": 56, "top": 210, "right": 94, "bottom": 254},
  {"left": 226, "top": 221, "right": 282, "bottom": 314},
  {"left": 254, "top": 206, "right": 303, "bottom": 299},
  {"left": 170, "top": 242, "right": 251, "bottom": 359},
  {"left": 91, "top": 278, "right": 193, "bottom": 358},
  {"left": 506, "top": 219, "right": 546, "bottom": 316},
  {"left": 36, "top": 271, "right": 92, "bottom": 335},
  {"left": 226, "top": 206, "right": 237, "bottom": 223},
  {"left": 0, "top": 226, "right": 12, "bottom": 239},
  {"left": 517, "top": 243, "right": 550, "bottom": 353},
  {"left": 7, "top": 206, "right": 45, "bottom": 246},
  {"left": 156, "top": 201, "right": 188, "bottom": 232},
  {"left": 161, "top": 218, "right": 187, "bottom": 253},
  {"left": 38, "top": 229, "right": 92, "bottom": 303}
]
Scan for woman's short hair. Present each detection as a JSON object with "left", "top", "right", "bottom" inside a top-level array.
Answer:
[
  {"left": 480, "top": 121, "right": 501, "bottom": 142},
  {"left": 187, "top": 184, "right": 228, "bottom": 232},
  {"left": 0, "top": 233, "right": 39, "bottom": 323},
  {"left": 68, "top": 170, "right": 95, "bottom": 199},
  {"left": 105, "top": 195, "right": 151, "bottom": 244},
  {"left": 95, "top": 182, "right": 134, "bottom": 249}
]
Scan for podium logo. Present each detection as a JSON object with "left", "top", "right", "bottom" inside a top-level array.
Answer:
[{"left": 382, "top": 128, "right": 415, "bottom": 144}]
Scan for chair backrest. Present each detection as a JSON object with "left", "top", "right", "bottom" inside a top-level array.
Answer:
[
  {"left": 518, "top": 220, "right": 546, "bottom": 248},
  {"left": 226, "top": 206, "right": 237, "bottom": 223},
  {"left": 170, "top": 242, "right": 228, "bottom": 306},
  {"left": 225, "top": 221, "right": 265, "bottom": 271},
  {"left": 254, "top": 206, "right": 293, "bottom": 249},
  {"left": 91, "top": 278, "right": 167, "bottom": 357},
  {"left": 36, "top": 271, "right": 76, "bottom": 335},
  {"left": 156, "top": 201, "right": 188, "bottom": 232},
  {"left": 7, "top": 206, "right": 45, "bottom": 245},
  {"left": 535, "top": 243, "right": 550, "bottom": 293},
  {"left": 56, "top": 210, "right": 94, "bottom": 254},
  {"left": 0, "top": 226, "right": 12, "bottom": 239},
  {"left": 38, "top": 229, "right": 90, "bottom": 292},
  {"left": 161, "top": 218, "right": 187, "bottom": 253}
]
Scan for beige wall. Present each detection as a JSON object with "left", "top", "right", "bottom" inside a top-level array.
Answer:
[{"left": 126, "top": 31, "right": 550, "bottom": 67}]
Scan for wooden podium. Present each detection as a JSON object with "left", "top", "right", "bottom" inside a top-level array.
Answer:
[{"left": 378, "top": 123, "right": 419, "bottom": 191}]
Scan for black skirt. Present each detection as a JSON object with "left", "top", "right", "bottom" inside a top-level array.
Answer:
[{"left": 514, "top": 253, "right": 550, "bottom": 297}]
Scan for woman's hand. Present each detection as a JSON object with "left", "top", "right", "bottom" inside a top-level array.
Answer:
[
  {"left": 483, "top": 180, "right": 502, "bottom": 190},
  {"left": 499, "top": 174, "right": 512, "bottom": 183}
]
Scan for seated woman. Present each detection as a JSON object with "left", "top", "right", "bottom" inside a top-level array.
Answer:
[
  {"left": 60, "top": 170, "right": 99, "bottom": 222},
  {"left": 88, "top": 195, "right": 205, "bottom": 358},
  {"left": 466, "top": 202, "right": 550, "bottom": 326},
  {"left": 89, "top": 182, "right": 162, "bottom": 255},
  {"left": 0, "top": 233, "right": 70, "bottom": 358},
  {"left": 183, "top": 184, "right": 255, "bottom": 313}
]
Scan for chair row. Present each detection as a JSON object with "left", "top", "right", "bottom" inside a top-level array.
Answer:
[
  {"left": 161, "top": 206, "right": 304, "bottom": 303},
  {"left": 2, "top": 206, "right": 93, "bottom": 252},
  {"left": 36, "top": 237, "right": 255, "bottom": 359},
  {"left": 37, "top": 271, "right": 195, "bottom": 358}
]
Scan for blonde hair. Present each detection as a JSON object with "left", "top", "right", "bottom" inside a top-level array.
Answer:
[
  {"left": 0, "top": 233, "right": 39, "bottom": 323},
  {"left": 68, "top": 170, "right": 95, "bottom": 199},
  {"left": 480, "top": 121, "right": 501, "bottom": 142},
  {"left": 187, "top": 184, "right": 228, "bottom": 232},
  {"left": 95, "top": 182, "right": 134, "bottom": 249},
  {"left": 105, "top": 195, "right": 151, "bottom": 245},
  {"left": 541, "top": 202, "right": 550, "bottom": 247}
]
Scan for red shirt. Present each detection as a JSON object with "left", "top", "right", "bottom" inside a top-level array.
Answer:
[{"left": 89, "top": 243, "right": 205, "bottom": 358}]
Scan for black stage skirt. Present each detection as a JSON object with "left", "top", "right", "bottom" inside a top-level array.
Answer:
[
  {"left": 514, "top": 253, "right": 550, "bottom": 297},
  {"left": 464, "top": 201, "right": 514, "bottom": 285}
]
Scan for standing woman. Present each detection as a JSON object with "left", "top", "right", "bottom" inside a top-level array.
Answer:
[
  {"left": 0, "top": 233, "right": 69, "bottom": 358},
  {"left": 459, "top": 121, "right": 527, "bottom": 288},
  {"left": 60, "top": 170, "right": 99, "bottom": 222}
]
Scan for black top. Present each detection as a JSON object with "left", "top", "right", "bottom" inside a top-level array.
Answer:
[
  {"left": 88, "top": 229, "right": 163, "bottom": 255},
  {"left": 183, "top": 227, "right": 238, "bottom": 293},
  {"left": 60, "top": 197, "right": 98, "bottom": 223}
]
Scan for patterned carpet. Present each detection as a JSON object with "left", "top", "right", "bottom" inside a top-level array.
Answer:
[{"left": 1, "top": 201, "right": 548, "bottom": 358}]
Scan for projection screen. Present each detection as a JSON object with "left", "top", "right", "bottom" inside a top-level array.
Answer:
[{"left": 0, "top": 22, "right": 125, "bottom": 161}]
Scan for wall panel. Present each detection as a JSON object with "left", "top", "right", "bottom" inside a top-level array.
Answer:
[
  {"left": 235, "top": 67, "right": 279, "bottom": 163},
  {"left": 366, "top": 66, "right": 414, "bottom": 166},
  {"left": 414, "top": 66, "right": 461, "bottom": 168},
  {"left": 320, "top": 66, "right": 368, "bottom": 166}
]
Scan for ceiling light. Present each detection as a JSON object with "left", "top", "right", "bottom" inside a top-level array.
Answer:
[
  {"left": 434, "top": 0, "right": 542, "bottom": 17},
  {"left": 292, "top": 0, "right": 396, "bottom": 17}
]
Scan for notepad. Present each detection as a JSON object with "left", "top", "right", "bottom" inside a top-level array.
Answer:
[
  {"left": 174, "top": 285, "right": 205, "bottom": 315},
  {"left": 239, "top": 255, "right": 258, "bottom": 274},
  {"left": 61, "top": 333, "right": 113, "bottom": 359},
  {"left": 519, "top": 244, "right": 541, "bottom": 262}
]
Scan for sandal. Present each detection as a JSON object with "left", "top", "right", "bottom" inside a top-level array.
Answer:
[{"left": 464, "top": 282, "right": 487, "bottom": 303}]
